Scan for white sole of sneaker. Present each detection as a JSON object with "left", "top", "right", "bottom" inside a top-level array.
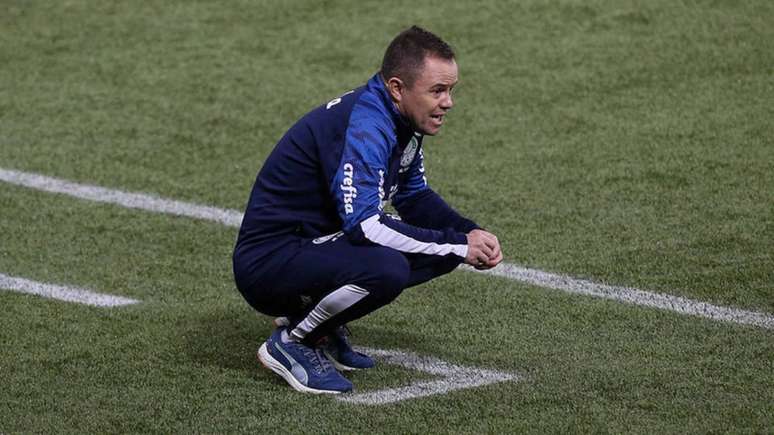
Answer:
[{"left": 257, "top": 342, "right": 344, "bottom": 395}]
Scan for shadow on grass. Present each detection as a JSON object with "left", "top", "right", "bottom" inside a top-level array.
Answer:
[
  {"left": 182, "top": 308, "right": 273, "bottom": 373},
  {"left": 181, "top": 307, "right": 430, "bottom": 374},
  {"left": 347, "top": 323, "right": 430, "bottom": 351}
]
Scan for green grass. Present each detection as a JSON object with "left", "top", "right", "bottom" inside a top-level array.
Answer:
[{"left": 1, "top": 0, "right": 773, "bottom": 433}]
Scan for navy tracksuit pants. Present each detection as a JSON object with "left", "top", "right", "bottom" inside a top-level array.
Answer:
[{"left": 233, "top": 232, "right": 462, "bottom": 344}]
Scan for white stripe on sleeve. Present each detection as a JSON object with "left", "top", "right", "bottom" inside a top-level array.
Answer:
[{"left": 359, "top": 214, "right": 468, "bottom": 258}]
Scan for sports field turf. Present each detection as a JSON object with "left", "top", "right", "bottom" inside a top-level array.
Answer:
[{"left": 1, "top": 0, "right": 772, "bottom": 433}]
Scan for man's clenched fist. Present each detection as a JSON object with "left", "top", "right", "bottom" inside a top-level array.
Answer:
[{"left": 465, "top": 229, "right": 503, "bottom": 270}]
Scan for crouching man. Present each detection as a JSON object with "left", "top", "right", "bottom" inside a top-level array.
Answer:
[{"left": 233, "top": 25, "right": 502, "bottom": 394}]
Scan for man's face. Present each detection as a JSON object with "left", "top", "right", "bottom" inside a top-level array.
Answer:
[{"left": 390, "top": 57, "right": 458, "bottom": 136}]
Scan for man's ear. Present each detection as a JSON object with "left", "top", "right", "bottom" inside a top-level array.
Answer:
[{"left": 386, "top": 77, "right": 404, "bottom": 103}]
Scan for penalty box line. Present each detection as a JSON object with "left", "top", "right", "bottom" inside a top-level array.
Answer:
[
  {"left": 338, "top": 347, "right": 520, "bottom": 405},
  {"left": 2, "top": 166, "right": 773, "bottom": 330}
]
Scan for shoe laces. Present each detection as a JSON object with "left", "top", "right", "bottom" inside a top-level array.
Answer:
[{"left": 301, "top": 346, "right": 333, "bottom": 375}]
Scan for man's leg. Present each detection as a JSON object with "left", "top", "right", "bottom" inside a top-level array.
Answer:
[
  {"left": 263, "top": 239, "right": 463, "bottom": 343},
  {"left": 272, "top": 236, "right": 411, "bottom": 345},
  {"left": 237, "top": 236, "right": 462, "bottom": 326},
  {"left": 244, "top": 235, "right": 412, "bottom": 392},
  {"left": 403, "top": 252, "right": 464, "bottom": 289},
  {"left": 240, "top": 234, "right": 463, "bottom": 392}
]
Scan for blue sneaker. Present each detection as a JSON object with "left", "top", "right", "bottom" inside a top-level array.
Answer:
[
  {"left": 257, "top": 327, "right": 353, "bottom": 394},
  {"left": 322, "top": 326, "right": 376, "bottom": 371},
  {"left": 273, "top": 318, "right": 374, "bottom": 371}
]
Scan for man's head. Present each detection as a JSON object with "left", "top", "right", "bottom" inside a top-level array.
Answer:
[{"left": 381, "top": 26, "right": 458, "bottom": 136}]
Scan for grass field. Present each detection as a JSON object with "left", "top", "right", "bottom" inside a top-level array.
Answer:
[{"left": 1, "top": 0, "right": 773, "bottom": 433}]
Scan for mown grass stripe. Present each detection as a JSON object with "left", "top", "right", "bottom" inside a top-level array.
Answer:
[
  {"left": 3, "top": 167, "right": 772, "bottom": 330},
  {"left": 0, "top": 273, "right": 140, "bottom": 307}
]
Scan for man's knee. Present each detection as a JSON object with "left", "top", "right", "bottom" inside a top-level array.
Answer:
[
  {"left": 355, "top": 247, "right": 410, "bottom": 302},
  {"left": 435, "top": 255, "right": 462, "bottom": 276}
]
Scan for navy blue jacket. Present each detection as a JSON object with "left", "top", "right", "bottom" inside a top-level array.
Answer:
[{"left": 236, "top": 74, "right": 479, "bottom": 269}]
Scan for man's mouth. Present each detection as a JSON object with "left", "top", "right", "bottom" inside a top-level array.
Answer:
[{"left": 430, "top": 114, "right": 444, "bottom": 124}]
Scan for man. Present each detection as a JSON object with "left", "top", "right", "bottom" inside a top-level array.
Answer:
[{"left": 233, "top": 25, "right": 502, "bottom": 394}]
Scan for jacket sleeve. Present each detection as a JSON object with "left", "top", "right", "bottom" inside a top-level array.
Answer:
[
  {"left": 394, "top": 188, "right": 481, "bottom": 233},
  {"left": 392, "top": 144, "right": 481, "bottom": 233},
  {"left": 331, "top": 119, "right": 468, "bottom": 259}
]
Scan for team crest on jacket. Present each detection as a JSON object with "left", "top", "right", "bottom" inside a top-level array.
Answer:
[{"left": 400, "top": 136, "right": 419, "bottom": 170}]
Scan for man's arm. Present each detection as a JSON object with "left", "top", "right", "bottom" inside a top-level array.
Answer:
[
  {"left": 392, "top": 144, "right": 503, "bottom": 269},
  {"left": 392, "top": 144, "right": 479, "bottom": 233},
  {"left": 393, "top": 187, "right": 480, "bottom": 233},
  {"left": 332, "top": 120, "right": 469, "bottom": 259}
]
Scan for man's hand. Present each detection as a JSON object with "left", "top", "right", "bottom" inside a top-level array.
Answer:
[{"left": 465, "top": 229, "right": 503, "bottom": 270}]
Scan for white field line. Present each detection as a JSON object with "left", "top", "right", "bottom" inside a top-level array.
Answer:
[
  {"left": 467, "top": 264, "right": 774, "bottom": 330},
  {"left": 2, "top": 167, "right": 773, "bottom": 330},
  {"left": 337, "top": 347, "right": 519, "bottom": 405},
  {"left": 0, "top": 168, "right": 243, "bottom": 227},
  {"left": 0, "top": 273, "right": 140, "bottom": 307}
]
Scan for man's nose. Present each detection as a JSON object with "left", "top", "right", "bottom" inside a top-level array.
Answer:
[{"left": 441, "top": 92, "right": 453, "bottom": 110}]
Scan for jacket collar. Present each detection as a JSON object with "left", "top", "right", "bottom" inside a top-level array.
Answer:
[{"left": 368, "top": 73, "right": 414, "bottom": 139}]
